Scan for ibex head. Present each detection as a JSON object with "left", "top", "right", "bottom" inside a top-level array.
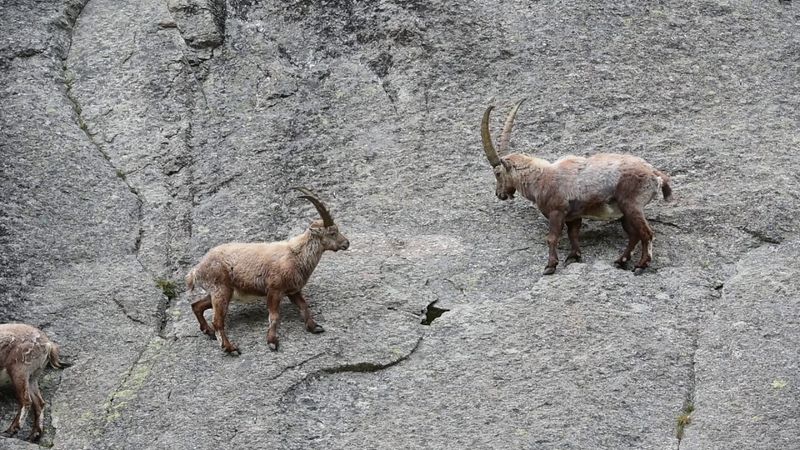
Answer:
[
  {"left": 294, "top": 187, "right": 350, "bottom": 251},
  {"left": 481, "top": 98, "right": 525, "bottom": 201}
]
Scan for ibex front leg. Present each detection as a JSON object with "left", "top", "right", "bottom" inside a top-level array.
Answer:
[
  {"left": 266, "top": 290, "right": 282, "bottom": 351},
  {"left": 289, "top": 292, "right": 325, "bottom": 334},
  {"left": 543, "top": 211, "right": 565, "bottom": 275}
]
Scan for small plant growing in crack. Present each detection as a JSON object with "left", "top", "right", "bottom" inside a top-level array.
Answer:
[
  {"left": 420, "top": 300, "right": 449, "bottom": 325},
  {"left": 115, "top": 168, "right": 127, "bottom": 180},
  {"left": 155, "top": 278, "right": 178, "bottom": 301},
  {"left": 676, "top": 402, "right": 694, "bottom": 441}
]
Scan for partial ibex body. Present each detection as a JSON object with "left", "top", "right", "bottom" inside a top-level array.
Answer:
[
  {"left": 482, "top": 99, "right": 673, "bottom": 274},
  {"left": 186, "top": 188, "right": 349, "bottom": 354},
  {"left": 0, "top": 323, "right": 65, "bottom": 442}
]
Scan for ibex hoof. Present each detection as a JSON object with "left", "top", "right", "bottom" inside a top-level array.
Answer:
[
  {"left": 27, "top": 430, "right": 42, "bottom": 443},
  {"left": 224, "top": 347, "right": 241, "bottom": 356},
  {"left": 310, "top": 324, "right": 325, "bottom": 334},
  {"left": 614, "top": 259, "right": 629, "bottom": 269},
  {"left": 268, "top": 341, "right": 279, "bottom": 351},
  {"left": 633, "top": 266, "right": 648, "bottom": 276},
  {"left": 564, "top": 254, "right": 582, "bottom": 265},
  {"left": 542, "top": 266, "right": 557, "bottom": 275}
]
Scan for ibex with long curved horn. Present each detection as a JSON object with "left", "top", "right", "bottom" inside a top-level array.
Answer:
[
  {"left": 482, "top": 99, "right": 673, "bottom": 275},
  {"left": 186, "top": 188, "right": 349, "bottom": 354}
]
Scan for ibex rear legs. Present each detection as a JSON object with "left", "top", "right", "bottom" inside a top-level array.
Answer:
[
  {"left": 564, "top": 218, "right": 583, "bottom": 265},
  {"left": 211, "top": 288, "right": 240, "bottom": 355},
  {"left": 191, "top": 294, "right": 216, "bottom": 338}
]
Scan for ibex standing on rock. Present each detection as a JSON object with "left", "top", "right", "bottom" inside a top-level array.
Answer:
[
  {"left": 1, "top": 323, "right": 66, "bottom": 442},
  {"left": 481, "top": 99, "right": 673, "bottom": 275},
  {"left": 186, "top": 188, "right": 349, "bottom": 354}
]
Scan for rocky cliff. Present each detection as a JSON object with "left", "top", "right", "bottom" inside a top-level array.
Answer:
[{"left": 1, "top": 0, "right": 798, "bottom": 448}]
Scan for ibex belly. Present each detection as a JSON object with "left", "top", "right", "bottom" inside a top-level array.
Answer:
[
  {"left": 232, "top": 290, "right": 266, "bottom": 304},
  {"left": 581, "top": 202, "right": 623, "bottom": 221}
]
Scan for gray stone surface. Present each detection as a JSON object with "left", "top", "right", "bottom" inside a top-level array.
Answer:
[{"left": 1, "top": 0, "right": 798, "bottom": 448}]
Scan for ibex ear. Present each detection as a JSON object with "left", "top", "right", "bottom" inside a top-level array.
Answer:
[{"left": 500, "top": 159, "right": 511, "bottom": 171}]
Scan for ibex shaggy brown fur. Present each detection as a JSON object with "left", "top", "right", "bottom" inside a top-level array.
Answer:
[
  {"left": 186, "top": 188, "right": 349, "bottom": 354},
  {"left": 1, "top": 323, "right": 65, "bottom": 442},
  {"left": 481, "top": 99, "right": 673, "bottom": 275}
]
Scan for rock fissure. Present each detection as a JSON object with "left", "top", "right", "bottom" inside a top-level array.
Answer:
[
  {"left": 156, "top": 294, "right": 171, "bottom": 339},
  {"left": 103, "top": 344, "right": 148, "bottom": 421},
  {"left": 282, "top": 336, "right": 424, "bottom": 400},
  {"left": 0, "top": 47, "right": 46, "bottom": 65},
  {"left": 103, "top": 337, "right": 164, "bottom": 424},
  {"left": 676, "top": 332, "right": 698, "bottom": 449},
  {"left": 420, "top": 300, "right": 449, "bottom": 325},
  {"left": 112, "top": 295, "right": 148, "bottom": 327},
  {"left": 268, "top": 352, "right": 326, "bottom": 381},
  {"left": 322, "top": 336, "right": 423, "bottom": 375},
  {"left": 649, "top": 218, "right": 683, "bottom": 229},
  {"left": 737, "top": 226, "right": 782, "bottom": 245},
  {"left": 62, "top": 64, "right": 149, "bottom": 275},
  {"left": 120, "top": 31, "right": 137, "bottom": 66}
]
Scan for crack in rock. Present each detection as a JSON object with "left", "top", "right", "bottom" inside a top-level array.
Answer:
[
  {"left": 62, "top": 63, "right": 148, "bottom": 268},
  {"left": 268, "top": 352, "right": 326, "bottom": 381},
  {"left": 103, "top": 337, "right": 165, "bottom": 424},
  {"left": 649, "top": 218, "right": 683, "bottom": 229},
  {"left": 321, "top": 337, "right": 423, "bottom": 375},
  {"left": 676, "top": 332, "right": 698, "bottom": 449},
  {"left": 112, "top": 296, "right": 149, "bottom": 326},
  {"left": 0, "top": 48, "right": 46, "bottom": 69},
  {"left": 281, "top": 336, "right": 423, "bottom": 401},
  {"left": 166, "top": 0, "right": 226, "bottom": 51},
  {"left": 420, "top": 300, "right": 449, "bottom": 325},
  {"left": 737, "top": 226, "right": 782, "bottom": 245}
]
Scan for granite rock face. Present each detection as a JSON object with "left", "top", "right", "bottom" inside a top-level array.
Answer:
[{"left": 1, "top": 0, "right": 798, "bottom": 448}]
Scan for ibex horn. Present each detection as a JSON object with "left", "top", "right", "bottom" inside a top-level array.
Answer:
[
  {"left": 292, "top": 187, "right": 334, "bottom": 227},
  {"left": 498, "top": 98, "right": 526, "bottom": 154},
  {"left": 481, "top": 105, "right": 502, "bottom": 168}
]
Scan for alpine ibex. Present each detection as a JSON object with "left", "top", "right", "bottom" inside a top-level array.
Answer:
[
  {"left": 0, "top": 323, "right": 66, "bottom": 442},
  {"left": 186, "top": 188, "right": 349, "bottom": 354},
  {"left": 481, "top": 99, "right": 673, "bottom": 275}
]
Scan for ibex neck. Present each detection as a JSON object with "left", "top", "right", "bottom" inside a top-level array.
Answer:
[
  {"left": 289, "top": 231, "right": 326, "bottom": 282},
  {"left": 507, "top": 153, "right": 549, "bottom": 202}
]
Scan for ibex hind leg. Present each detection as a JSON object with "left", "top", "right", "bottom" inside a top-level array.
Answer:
[
  {"left": 564, "top": 219, "right": 583, "bottom": 265},
  {"left": 211, "top": 289, "right": 240, "bottom": 355},
  {"left": 191, "top": 294, "right": 215, "bottom": 338},
  {"left": 615, "top": 216, "right": 640, "bottom": 269},
  {"left": 4, "top": 367, "right": 31, "bottom": 438},
  {"left": 633, "top": 217, "right": 654, "bottom": 275},
  {"left": 27, "top": 378, "right": 44, "bottom": 442}
]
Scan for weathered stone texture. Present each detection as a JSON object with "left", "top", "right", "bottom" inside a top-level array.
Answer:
[{"left": 1, "top": 0, "right": 798, "bottom": 448}]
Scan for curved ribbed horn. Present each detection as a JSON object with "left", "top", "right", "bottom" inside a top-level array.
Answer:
[
  {"left": 292, "top": 187, "right": 334, "bottom": 227},
  {"left": 481, "top": 105, "right": 501, "bottom": 168},
  {"left": 498, "top": 98, "right": 526, "bottom": 153}
]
